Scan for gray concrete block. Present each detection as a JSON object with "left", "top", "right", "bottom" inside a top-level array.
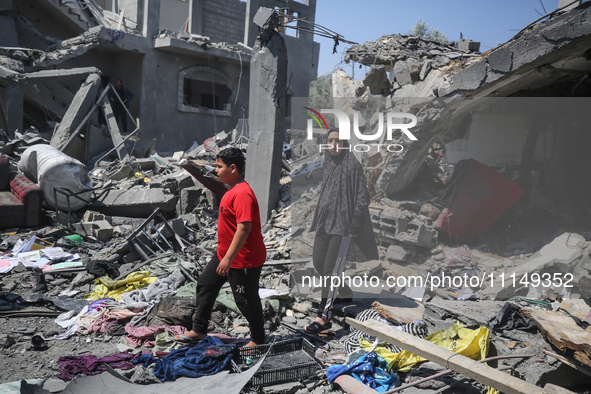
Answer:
[
  {"left": 386, "top": 244, "right": 410, "bottom": 262},
  {"left": 169, "top": 218, "right": 187, "bottom": 237},
  {"left": 83, "top": 210, "right": 105, "bottom": 222},
  {"left": 135, "top": 158, "right": 157, "bottom": 171},
  {"left": 179, "top": 186, "right": 203, "bottom": 215},
  {"left": 253, "top": 7, "right": 274, "bottom": 28},
  {"left": 72, "top": 222, "right": 94, "bottom": 237},
  {"left": 94, "top": 226, "right": 113, "bottom": 242},
  {"left": 93, "top": 187, "right": 178, "bottom": 217},
  {"left": 417, "top": 225, "right": 437, "bottom": 248},
  {"left": 396, "top": 218, "right": 408, "bottom": 233},
  {"left": 174, "top": 172, "right": 195, "bottom": 191},
  {"left": 457, "top": 39, "right": 480, "bottom": 52}
]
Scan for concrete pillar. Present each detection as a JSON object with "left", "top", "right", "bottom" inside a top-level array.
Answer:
[
  {"left": 3, "top": 84, "right": 23, "bottom": 138},
  {"left": 142, "top": 0, "right": 161, "bottom": 39},
  {"left": 244, "top": 0, "right": 273, "bottom": 47},
  {"left": 189, "top": 0, "right": 204, "bottom": 35},
  {"left": 245, "top": 8, "right": 287, "bottom": 224}
]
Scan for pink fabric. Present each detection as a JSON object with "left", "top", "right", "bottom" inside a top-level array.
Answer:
[
  {"left": 125, "top": 324, "right": 187, "bottom": 348},
  {"left": 79, "top": 306, "right": 146, "bottom": 334}
]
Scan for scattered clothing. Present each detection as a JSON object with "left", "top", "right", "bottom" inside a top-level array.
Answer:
[
  {"left": 58, "top": 350, "right": 143, "bottom": 381},
  {"left": 125, "top": 324, "right": 187, "bottom": 348},
  {"left": 120, "top": 271, "right": 185, "bottom": 326},
  {"left": 84, "top": 271, "right": 158, "bottom": 301},
  {"left": 326, "top": 351, "right": 400, "bottom": 393},
  {"left": 86, "top": 260, "right": 120, "bottom": 279},
  {"left": 343, "top": 309, "right": 428, "bottom": 355},
  {"left": 149, "top": 336, "right": 236, "bottom": 382}
]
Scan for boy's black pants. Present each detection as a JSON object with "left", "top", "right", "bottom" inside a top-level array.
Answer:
[{"left": 192, "top": 254, "right": 265, "bottom": 344}]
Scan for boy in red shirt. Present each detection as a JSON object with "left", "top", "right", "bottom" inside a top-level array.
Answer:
[{"left": 174, "top": 148, "right": 266, "bottom": 347}]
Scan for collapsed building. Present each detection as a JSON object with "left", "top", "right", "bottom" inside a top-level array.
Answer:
[
  {"left": 1, "top": 0, "right": 591, "bottom": 393},
  {"left": 0, "top": 0, "right": 319, "bottom": 155}
]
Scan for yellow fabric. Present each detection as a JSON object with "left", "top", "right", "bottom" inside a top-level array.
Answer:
[
  {"left": 360, "top": 321, "right": 489, "bottom": 373},
  {"left": 84, "top": 271, "right": 158, "bottom": 301}
]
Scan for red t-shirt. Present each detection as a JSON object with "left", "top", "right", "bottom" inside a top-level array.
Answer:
[{"left": 217, "top": 182, "right": 266, "bottom": 269}]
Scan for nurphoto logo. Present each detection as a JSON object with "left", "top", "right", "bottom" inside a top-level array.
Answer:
[{"left": 304, "top": 107, "right": 418, "bottom": 153}]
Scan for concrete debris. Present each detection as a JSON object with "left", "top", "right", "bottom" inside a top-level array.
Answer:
[
  {"left": 344, "top": 34, "right": 481, "bottom": 89},
  {"left": 370, "top": 201, "right": 438, "bottom": 249},
  {"left": 362, "top": 65, "right": 391, "bottom": 96}
]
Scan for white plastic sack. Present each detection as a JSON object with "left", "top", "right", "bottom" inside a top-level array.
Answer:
[{"left": 18, "top": 144, "right": 93, "bottom": 211}]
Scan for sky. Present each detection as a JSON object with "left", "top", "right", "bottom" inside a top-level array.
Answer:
[{"left": 312, "top": 0, "right": 562, "bottom": 78}]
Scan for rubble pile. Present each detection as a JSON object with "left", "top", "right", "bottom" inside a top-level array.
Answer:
[
  {"left": 343, "top": 34, "right": 481, "bottom": 95},
  {"left": 344, "top": 34, "right": 480, "bottom": 70}
]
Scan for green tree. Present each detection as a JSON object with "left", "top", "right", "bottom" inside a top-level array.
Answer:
[
  {"left": 409, "top": 18, "right": 448, "bottom": 44},
  {"left": 309, "top": 73, "right": 333, "bottom": 110}
]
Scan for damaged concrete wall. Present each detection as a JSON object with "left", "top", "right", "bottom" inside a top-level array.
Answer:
[{"left": 139, "top": 50, "right": 250, "bottom": 152}]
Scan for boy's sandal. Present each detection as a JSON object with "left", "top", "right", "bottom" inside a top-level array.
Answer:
[
  {"left": 173, "top": 335, "right": 203, "bottom": 345},
  {"left": 304, "top": 321, "right": 332, "bottom": 334}
]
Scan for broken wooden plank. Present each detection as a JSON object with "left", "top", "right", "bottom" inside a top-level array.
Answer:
[
  {"left": 372, "top": 299, "right": 424, "bottom": 324},
  {"left": 522, "top": 308, "right": 591, "bottom": 368},
  {"left": 101, "top": 94, "right": 130, "bottom": 160},
  {"left": 346, "top": 317, "right": 544, "bottom": 394}
]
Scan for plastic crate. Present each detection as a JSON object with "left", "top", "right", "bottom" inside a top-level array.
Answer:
[{"left": 231, "top": 337, "right": 322, "bottom": 387}]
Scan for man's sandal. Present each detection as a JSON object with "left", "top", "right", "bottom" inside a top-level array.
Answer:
[{"left": 304, "top": 321, "right": 332, "bottom": 336}]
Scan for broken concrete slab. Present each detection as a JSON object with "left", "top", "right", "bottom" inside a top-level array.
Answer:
[
  {"left": 438, "top": 60, "right": 487, "bottom": 96},
  {"left": 511, "top": 233, "right": 585, "bottom": 276},
  {"left": 92, "top": 186, "right": 178, "bottom": 217},
  {"left": 50, "top": 73, "right": 101, "bottom": 153}
]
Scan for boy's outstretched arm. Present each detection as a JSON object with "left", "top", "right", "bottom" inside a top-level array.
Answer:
[{"left": 217, "top": 221, "right": 252, "bottom": 276}]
